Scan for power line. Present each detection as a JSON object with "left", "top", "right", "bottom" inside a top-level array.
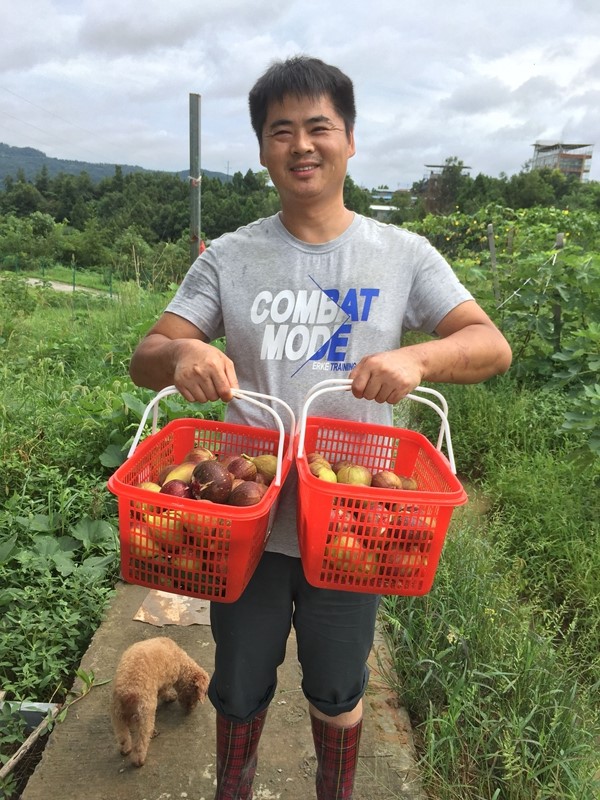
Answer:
[
  {"left": 1, "top": 86, "right": 96, "bottom": 137},
  {"left": 0, "top": 107, "right": 104, "bottom": 162},
  {"left": 0, "top": 85, "right": 127, "bottom": 163},
  {"left": 0, "top": 108, "right": 68, "bottom": 141}
]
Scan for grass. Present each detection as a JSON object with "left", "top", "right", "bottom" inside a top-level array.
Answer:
[
  {"left": 381, "top": 382, "right": 600, "bottom": 799},
  {"left": 0, "top": 279, "right": 177, "bottom": 796},
  {"left": 1, "top": 275, "right": 599, "bottom": 799},
  {"left": 381, "top": 512, "right": 599, "bottom": 799}
]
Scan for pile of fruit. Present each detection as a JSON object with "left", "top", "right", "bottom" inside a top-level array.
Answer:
[
  {"left": 124, "top": 446, "right": 279, "bottom": 592},
  {"left": 304, "top": 452, "right": 432, "bottom": 580},
  {"left": 306, "top": 451, "right": 418, "bottom": 490},
  {"left": 323, "top": 501, "right": 434, "bottom": 578},
  {"left": 140, "top": 445, "right": 277, "bottom": 503}
]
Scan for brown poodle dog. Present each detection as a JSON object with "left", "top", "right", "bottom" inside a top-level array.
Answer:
[{"left": 110, "top": 637, "right": 209, "bottom": 767}]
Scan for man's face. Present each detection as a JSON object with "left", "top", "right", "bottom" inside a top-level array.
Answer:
[{"left": 259, "top": 93, "right": 355, "bottom": 206}]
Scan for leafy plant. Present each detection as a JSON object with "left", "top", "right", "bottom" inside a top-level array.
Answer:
[
  {"left": 0, "top": 704, "right": 27, "bottom": 798},
  {"left": 407, "top": 205, "right": 600, "bottom": 456},
  {"left": 380, "top": 512, "right": 600, "bottom": 799}
]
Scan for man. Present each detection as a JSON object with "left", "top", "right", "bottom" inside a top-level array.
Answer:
[{"left": 129, "top": 56, "right": 511, "bottom": 800}]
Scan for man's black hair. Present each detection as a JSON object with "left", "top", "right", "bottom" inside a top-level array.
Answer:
[{"left": 249, "top": 55, "right": 356, "bottom": 143}]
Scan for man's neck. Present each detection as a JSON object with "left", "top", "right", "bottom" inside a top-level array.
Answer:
[{"left": 278, "top": 201, "right": 354, "bottom": 244}]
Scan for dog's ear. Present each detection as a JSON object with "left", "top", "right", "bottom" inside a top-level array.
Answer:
[
  {"left": 195, "top": 669, "right": 209, "bottom": 702},
  {"left": 178, "top": 667, "right": 209, "bottom": 711}
]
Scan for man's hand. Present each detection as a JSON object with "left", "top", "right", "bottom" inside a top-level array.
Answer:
[
  {"left": 349, "top": 301, "right": 512, "bottom": 404},
  {"left": 349, "top": 349, "right": 424, "bottom": 404},
  {"left": 129, "top": 312, "right": 239, "bottom": 403},
  {"left": 171, "top": 338, "right": 238, "bottom": 404}
]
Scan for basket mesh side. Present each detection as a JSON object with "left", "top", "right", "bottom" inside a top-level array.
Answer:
[
  {"left": 121, "top": 430, "right": 177, "bottom": 486},
  {"left": 311, "top": 427, "right": 402, "bottom": 473},
  {"left": 110, "top": 418, "right": 288, "bottom": 602},
  {"left": 412, "top": 447, "right": 455, "bottom": 493},
  {"left": 297, "top": 419, "right": 461, "bottom": 596},
  {"left": 193, "top": 428, "right": 278, "bottom": 459},
  {"left": 313, "top": 495, "right": 448, "bottom": 594}
]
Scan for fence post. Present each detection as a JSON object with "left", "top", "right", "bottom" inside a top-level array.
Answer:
[
  {"left": 552, "top": 232, "right": 564, "bottom": 352},
  {"left": 487, "top": 223, "right": 501, "bottom": 304}
]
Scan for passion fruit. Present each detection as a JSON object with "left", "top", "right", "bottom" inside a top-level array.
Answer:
[
  {"left": 241, "top": 454, "right": 278, "bottom": 485},
  {"left": 371, "top": 470, "right": 403, "bottom": 490},
  {"left": 228, "top": 480, "right": 268, "bottom": 506},
  {"left": 191, "top": 460, "right": 233, "bottom": 504},
  {"left": 336, "top": 464, "right": 372, "bottom": 486}
]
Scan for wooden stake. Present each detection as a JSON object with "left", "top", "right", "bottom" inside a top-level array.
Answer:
[
  {"left": 487, "top": 223, "right": 501, "bottom": 304},
  {"left": 0, "top": 704, "right": 61, "bottom": 781}
]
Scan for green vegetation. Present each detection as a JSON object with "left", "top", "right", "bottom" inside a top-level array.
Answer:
[
  {"left": 0, "top": 283, "right": 222, "bottom": 797},
  {"left": 0, "top": 163, "right": 599, "bottom": 797},
  {"left": 382, "top": 379, "right": 599, "bottom": 799},
  {"left": 390, "top": 156, "right": 600, "bottom": 221},
  {"left": 0, "top": 167, "right": 372, "bottom": 291},
  {"left": 406, "top": 205, "right": 600, "bottom": 458}
]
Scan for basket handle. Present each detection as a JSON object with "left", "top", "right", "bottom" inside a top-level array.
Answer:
[
  {"left": 126, "top": 386, "right": 295, "bottom": 488},
  {"left": 296, "top": 378, "right": 458, "bottom": 475}
]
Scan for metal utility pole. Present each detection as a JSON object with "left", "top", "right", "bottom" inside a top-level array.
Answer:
[{"left": 189, "top": 93, "right": 202, "bottom": 265}]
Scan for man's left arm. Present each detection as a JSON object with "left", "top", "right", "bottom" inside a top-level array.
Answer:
[{"left": 349, "top": 300, "right": 512, "bottom": 404}]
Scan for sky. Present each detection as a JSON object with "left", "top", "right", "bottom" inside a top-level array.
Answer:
[{"left": 1, "top": 0, "right": 599, "bottom": 190}]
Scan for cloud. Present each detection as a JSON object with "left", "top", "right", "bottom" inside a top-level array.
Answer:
[
  {"left": 442, "top": 77, "right": 512, "bottom": 114},
  {"left": 1, "top": 0, "right": 599, "bottom": 187}
]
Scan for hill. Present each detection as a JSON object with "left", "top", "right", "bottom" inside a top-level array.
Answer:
[{"left": 0, "top": 142, "right": 231, "bottom": 184}]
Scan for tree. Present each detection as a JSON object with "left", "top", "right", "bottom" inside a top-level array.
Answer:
[
  {"left": 343, "top": 174, "right": 371, "bottom": 214},
  {"left": 0, "top": 180, "right": 46, "bottom": 216},
  {"left": 35, "top": 165, "right": 51, "bottom": 195},
  {"left": 505, "top": 170, "right": 555, "bottom": 209},
  {"left": 388, "top": 191, "right": 418, "bottom": 225},
  {"left": 438, "top": 157, "right": 473, "bottom": 213}
]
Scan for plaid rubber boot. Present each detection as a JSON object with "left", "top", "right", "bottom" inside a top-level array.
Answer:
[
  {"left": 310, "top": 715, "right": 363, "bottom": 799},
  {"left": 215, "top": 709, "right": 267, "bottom": 800}
]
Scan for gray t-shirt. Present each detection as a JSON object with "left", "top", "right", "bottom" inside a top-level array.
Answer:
[{"left": 166, "top": 212, "right": 472, "bottom": 556}]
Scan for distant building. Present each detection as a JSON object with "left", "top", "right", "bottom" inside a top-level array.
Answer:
[
  {"left": 370, "top": 188, "right": 395, "bottom": 202},
  {"left": 369, "top": 204, "right": 397, "bottom": 221},
  {"left": 531, "top": 141, "right": 593, "bottom": 182},
  {"left": 421, "top": 163, "right": 471, "bottom": 214}
]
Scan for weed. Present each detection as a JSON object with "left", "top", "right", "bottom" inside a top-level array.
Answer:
[{"left": 380, "top": 514, "right": 600, "bottom": 799}]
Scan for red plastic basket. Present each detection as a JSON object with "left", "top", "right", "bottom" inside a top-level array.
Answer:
[
  {"left": 107, "top": 387, "right": 294, "bottom": 602},
  {"left": 296, "top": 380, "right": 467, "bottom": 596}
]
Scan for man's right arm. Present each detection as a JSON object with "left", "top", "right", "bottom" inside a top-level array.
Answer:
[{"left": 129, "top": 312, "right": 238, "bottom": 403}]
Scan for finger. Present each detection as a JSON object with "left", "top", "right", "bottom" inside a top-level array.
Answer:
[
  {"left": 224, "top": 360, "right": 239, "bottom": 397},
  {"left": 177, "top": 384, "right": 198, "bottom": 404},
  {"left": 208, "top": 371, "right": 234, "bottom": 403},
  {"left": 361, "top": 379, "right": 382, "bottom": 402},
  {"left": 177, "top": 381, "right": 211, "bottom": 404},
  {"left": 350, "top": 372, "right": 368, "bottom": 399},
  {"left": 375, "top": 386, "right": 391, "bottom": 404}
]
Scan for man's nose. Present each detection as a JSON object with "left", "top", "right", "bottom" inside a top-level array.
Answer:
[{"left": 291, "top": 129, "right": 314, "bottom": 153}]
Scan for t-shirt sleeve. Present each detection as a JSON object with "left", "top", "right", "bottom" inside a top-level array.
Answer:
[
  {"left": 402, "top": 233, "right": 473, "bottom": 334},
  {"left": 165, "top": 249, "right": 225, "bottom": 341}
]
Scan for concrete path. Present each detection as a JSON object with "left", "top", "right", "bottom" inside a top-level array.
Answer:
[
  {"left": 24, "top": 277, "right": 112, "bottom": 296},
  {"left": 21, "top": 580, "right": 426, "bottom": 800}
]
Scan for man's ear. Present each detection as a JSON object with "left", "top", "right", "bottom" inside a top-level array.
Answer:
[{"left": 347, "top": 129, "right": 356, "bottom": 159}]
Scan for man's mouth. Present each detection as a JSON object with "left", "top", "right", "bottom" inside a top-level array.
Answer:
[{"left": 291, "top": 164, "right": 319, "bottom": 172}]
